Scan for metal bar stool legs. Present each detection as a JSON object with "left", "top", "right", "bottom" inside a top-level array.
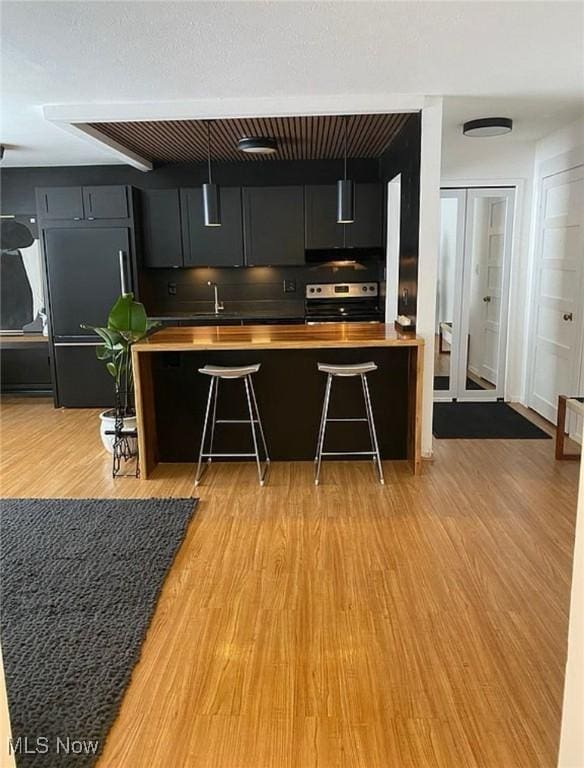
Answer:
[
  {"left": 195, "top": 364, "right": 270, "bottom": 487},
  {"left": 194, "top": 375, "right": 217, "bottom": 486},
  {"left": 314, "top": 362, "right": 384, "bottom": 485},
  {"left": 244, "top": 375, "right": 270, "bottom": 485},
  {"left": 361, "top": 373, "right": 385, "bottom": 484},
  {"left": 314, "top": 373, "right": 333, "bottom": 485}
]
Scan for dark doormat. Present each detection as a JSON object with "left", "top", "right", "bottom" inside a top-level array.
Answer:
[
  {"left": 0, "top": 497, "right": 197, "bottom": 768},
  {"left": 434, "top": 376, "right": 485, "bottom": 391},
  {"left": 433, "top": 402, "right": 552, "bottom": 439}
]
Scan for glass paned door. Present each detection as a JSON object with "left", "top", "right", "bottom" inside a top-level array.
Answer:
[
  {"left": 434, "top": 188, "right": 515, "bottom": 402},
  {"left": 434, "top": 190, "right": 465, "bottom": 400}
]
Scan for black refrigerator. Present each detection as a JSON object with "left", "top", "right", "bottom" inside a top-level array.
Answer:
[{"left": 44, "top": 227, "right": 133, "bottom": 407}]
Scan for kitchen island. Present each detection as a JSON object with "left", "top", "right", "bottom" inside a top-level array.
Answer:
[{"left": 132, "top": 323, "right": 424, "bottom": 479}]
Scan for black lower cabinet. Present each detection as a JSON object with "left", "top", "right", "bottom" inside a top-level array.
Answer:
[
  {"left": 152, "top": 347, "right": 408, "bottom": 461},
  {"left": 53, "top": 344, "right": 115, "bottom": 408},
  {"left": 0, "top": 348, "right": 52, "bottom": 394}
]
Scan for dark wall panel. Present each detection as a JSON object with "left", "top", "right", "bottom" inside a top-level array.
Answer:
[{"left": 0, "top": 159, "right": 380, "bottom": 215}]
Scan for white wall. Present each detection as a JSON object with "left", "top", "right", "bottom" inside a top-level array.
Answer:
[
  {"left": 558, "top": 455, "right": 584, "bottom": 767},
  {"left": 418, "top": 97, "right": 443, "bottom": 458},
  {"left": 529, "top": 116, "right": 584, "bottom": 436},
  {"left": 534, "top": 116, "right": 584, "bottom": 167},
  {"left": 441, "top": 128, "right": 536, "bottom": 402},
  {"left": 544, "top": 117, "right": 584, "bottom": 768}
]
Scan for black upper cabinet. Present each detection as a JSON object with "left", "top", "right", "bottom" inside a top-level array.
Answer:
[
  {"left": 305, "top": 183, "right": 384, "bottom": 249},
  {"left": 36, "top": 185, "right": 129, "bottom": 221},
  {"left": 350, "top": 183, "right": 384, "bottom": 248},
  {"left": 243, "top": 186, "right": 305, "bottom": 266},
  {"left": 305, "top": 185, "right": 345, "bottom": 249},
  {"left": 37, "top": 187, "right": 85, "bottom": 221},
  {"left": 82, "top": 186, "right": 129, "bottom": 220},
  {"left": 181, "top": 187, "right": 244, "bottom": 267},
  {"left": 142, "top": 189, "right": 184, "bottom": 268}
]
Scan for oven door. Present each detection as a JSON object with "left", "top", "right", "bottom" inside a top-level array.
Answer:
[{"left": 305, "top": 313, "right": 384, "bottom": 324}]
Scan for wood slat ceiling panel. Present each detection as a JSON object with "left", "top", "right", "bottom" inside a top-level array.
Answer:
[{"left": 88, "top": 113, "right": 410, "bottom": 164}]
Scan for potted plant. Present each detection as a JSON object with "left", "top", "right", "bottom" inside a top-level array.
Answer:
[{"left": 82, "top": 293, "right": 157, "bottom": 454}]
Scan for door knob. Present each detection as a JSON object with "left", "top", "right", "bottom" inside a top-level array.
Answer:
[
  {"left": 483, "top": 296, "right": 491, "bottom": 303},
  {"left": 563, "top": 312, "right": 573, "bottom": 322}
]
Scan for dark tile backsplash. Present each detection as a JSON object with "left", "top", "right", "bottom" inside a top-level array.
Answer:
[{"left": 140, "top": 262, "right": 385, "bottom": 317}]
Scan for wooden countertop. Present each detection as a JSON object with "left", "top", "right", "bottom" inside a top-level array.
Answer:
[{"left": 133, "top": 323, "right": 422, "bottom": 352}]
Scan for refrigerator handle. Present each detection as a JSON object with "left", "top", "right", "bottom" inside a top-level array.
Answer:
[{"left": 118, "top": 250, "right": 130, "bottom": 295}]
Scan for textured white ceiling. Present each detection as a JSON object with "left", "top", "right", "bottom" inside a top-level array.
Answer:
[{"left": 1, "top": 1, "right": 583, "bottom": 167}]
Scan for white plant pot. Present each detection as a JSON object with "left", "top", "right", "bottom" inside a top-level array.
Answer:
[{"left": 99, "top": 410, "right": 138, "bottom": 455}]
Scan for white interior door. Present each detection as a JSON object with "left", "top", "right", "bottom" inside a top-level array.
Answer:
[
  {"left": 478, "top": 198, "right": 507, "bottom": 383},
  {"left": 529, "top": 165, "right": 584, "bottom": 423}
]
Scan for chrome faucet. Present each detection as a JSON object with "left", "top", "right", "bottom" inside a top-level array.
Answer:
[{"left": 207, "top": 281, "right": 224, "bottom": 314}]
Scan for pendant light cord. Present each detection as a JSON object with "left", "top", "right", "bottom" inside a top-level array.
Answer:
[
  {"left": 207, "top": 121, "right": 213, "bottom": 184},
  {"left": 343, "top": 116, "right": 348, "bottom": 181}
]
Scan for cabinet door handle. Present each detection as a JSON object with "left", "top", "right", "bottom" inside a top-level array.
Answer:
[
  {"left": 44, "top": 194, "right": 49, "bottom": 213},
  {"left": 483, "top": 295, "right": 491, "bottom": 303},
  {"left": 119, "top": 250, "right": 129, "bottom": 295},
  {"left": 563, "top": 312, "right": 573, "bottom": 322},
  {"left": 88, "top": 192, "right": 93, "bottom": 212}
]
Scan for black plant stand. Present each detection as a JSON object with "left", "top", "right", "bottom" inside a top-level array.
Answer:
[{"left": 105, "top": 386, "right": 140, "bottom": 478}]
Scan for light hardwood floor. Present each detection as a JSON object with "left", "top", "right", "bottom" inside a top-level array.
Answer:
[{"left": 0, "top": 397, "right": 580, "bottom": 767}]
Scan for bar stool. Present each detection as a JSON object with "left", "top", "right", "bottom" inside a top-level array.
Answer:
[
  {"left": 314, "top": 362, "right": 384, "bottom": 485},
  {"left": 195, "top": 364, "right": 270, "bottom": 487}
]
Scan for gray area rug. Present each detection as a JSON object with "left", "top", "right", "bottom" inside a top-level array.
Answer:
[{"left": 0, "top": 497, "right": 197, "bottom": 768}]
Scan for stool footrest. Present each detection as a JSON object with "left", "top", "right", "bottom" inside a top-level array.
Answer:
[
  {"left": 215, "top": 419, "right": 259, "bottom": 424},
  {"left": 321, "top": 451, "right": 376, "bottom": 456},
  {"left": 201, "top": 452, "right": 258, "bottom": 458},
  {"left": 325, "top": 418, "right": 368, "bottom": 423}
]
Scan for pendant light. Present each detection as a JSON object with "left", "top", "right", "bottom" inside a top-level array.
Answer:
[
  {"left": 337, "top": 116, "right": 354, "bottom": 224},
  {"left": 203, "top": 121, "right": 221, "bottom": 227}
]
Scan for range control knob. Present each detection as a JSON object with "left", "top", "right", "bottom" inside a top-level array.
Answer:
[
  {"left": 362, "top": 285, "right": 368, "bottom": 292},
  {"left": 309, "top": 287, "right": 315, "bottom": 293},
  {"left": 316, "top": 287, "right": 322, "bottom": 293}
]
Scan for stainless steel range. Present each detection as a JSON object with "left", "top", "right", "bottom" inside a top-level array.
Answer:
[{"left": 304, "top": 282, "right": 383, "bottom": 323}]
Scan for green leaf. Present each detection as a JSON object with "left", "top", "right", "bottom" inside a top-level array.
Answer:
[
  {"left": 95, "top": 345, "right": 113, "bottom": 361},
  {"left": 82, "top": 325, "right": 124, "bottom": 348},
  {"left": 108, "top": 294, "right": 148, "bottom": 337},
  {"left": 106, "top": 361, "right": 117, "bottom": 378}
]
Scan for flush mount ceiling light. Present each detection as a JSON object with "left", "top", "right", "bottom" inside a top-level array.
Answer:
[
  {"left": 203, "top": 121, "right": 221, "bottom": 227},
  {"left": 237, "top": 137, "right": 278, "bottom": 155},
  {"left": 463, "top": 117, "right": 513, "bottom": 137},
  {"left": 337, "top": 116, "right": 354, "bottom": 224}
]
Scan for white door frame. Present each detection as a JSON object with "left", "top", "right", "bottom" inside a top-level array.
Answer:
[
  {"left": 526, "top": 155, "right": 584, "bottom": 425},
  {"left": 456, "top": 187, "right": 515, "bottom": 401},
  {"left": 441, "top": 179, "right": 522, "bottom": 402},
  {"left": 434, "top": 188, "right": 466, "bottom": 402},
  {"left": 385, "top": 174, "right": 401, "bottom": 323}
]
